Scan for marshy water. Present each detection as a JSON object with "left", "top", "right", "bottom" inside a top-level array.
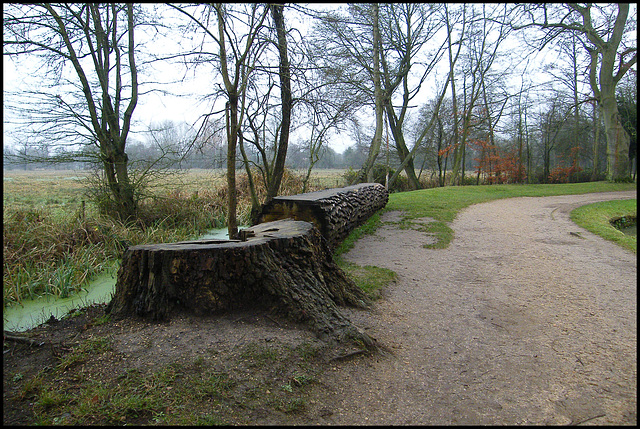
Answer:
[
  {"left": 3, "top": 270, "right": 118, "bottom": 332},
  {"left": 611, "top": 216, "right": 637, "bottom": 236},
  {"left": 3, "top": 228, "right": 237, "bottom": 332},
  {"left": 619, "top": 224, "right": 636, "bottom": 236}
]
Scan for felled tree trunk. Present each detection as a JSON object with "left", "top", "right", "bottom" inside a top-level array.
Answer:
[
  {"left": 258, "top": 183, "right": 389, "bottom": 250},
  {"left": 106, "top": 220, "right": 374, "bottom": 347}
]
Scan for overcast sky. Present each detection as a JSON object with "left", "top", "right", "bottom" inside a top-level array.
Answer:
[
  {"left": 3, "top": 4, "right": 635, "bottom": 156},
  {"left": 3, "top": 4, "right": 352, "bottom": 153},
  {"left": 1, "top": 3, "right": 554, "bottom": 155}
]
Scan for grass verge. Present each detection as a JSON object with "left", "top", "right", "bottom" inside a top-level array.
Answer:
[
  {"left": 570, "top": 198, "right": 636, "bottom": 253},
  {"left": 384, "top": 181, "right": 636, "bottom": 249}
]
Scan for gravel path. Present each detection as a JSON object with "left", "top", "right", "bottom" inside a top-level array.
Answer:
[{"left": 309, "top": 191, "right": 636, "bottom": 425}]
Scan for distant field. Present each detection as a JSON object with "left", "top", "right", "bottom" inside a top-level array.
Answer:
[
  {"left": 2, "top": 168, "right": 350, "bottom": 218},
  {"left": 3, "top": 169, "right": 91, "bottom": 217}
]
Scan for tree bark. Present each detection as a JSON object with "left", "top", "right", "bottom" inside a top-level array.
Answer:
[
  {"left": 601, "top": 92, "right": 631, "bottom": 181},
  {"left": 266, "top": 4, "right": 292, "bottom": 202},
  {"left": 356, "top": 4, "right": 383, "bottom": 184},
  {"left": 225, "top": 98, "right": 239, "bottom": 239},
  {"left": 385, "top": 105, "right": 421, "bottom": 189},
  {"left": 591, "top": 101, "right": 601, "bottom": 181},
  {"left": 106, "top": 219, "right": 375, "bottom": 348}
]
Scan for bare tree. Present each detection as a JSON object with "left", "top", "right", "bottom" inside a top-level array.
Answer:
[
  {"left": 385, "top": 3, "right": 463, "bottom": 189},
  {"left": 4, "top": 3, "right": 142, "bottom": 220},
  {"left": 309, "top": 4, "right": 384, "bottom": 184},
  {"left": 170, "top": 4, "right": 300, "bottom": 231},
  {"left": 379, "top": 3, "right": 447, "bottom": 190},
  {"left": 296, "top": 85, "right": 361, "bottom": 192},
  {"left": 509, "top": 3, "right": 637, "bottom": 181},
  {"left": 450, "top": 4, "right": 511, "bottom": 185},
  {"left": 266, "top": 4, "right": 292, "bottom": 202},
  {"left": 356, "top": 3, "right": 384, "bottom": 184},
  {"left": 170, "top": 3, "right": 270, "bottom": 237}
]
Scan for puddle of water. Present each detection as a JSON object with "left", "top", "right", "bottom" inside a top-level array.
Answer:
[
  {"left": 3, "top": 227, "right": 242, "bottom": 332},
  {"left": 199, "top": 228, "right": 233, "bottom": 240},
  {"left": 3, "top": 269, "right": 118, "bottom": 332},
  {"left": 619, "top": 224, "right": 636, "bottom": 236},
  {"left": 611, "top": 216, "right": 637, "bottom": 237},
  {"left": 198, "top": 226, "right": 249, "bottom": 240}
]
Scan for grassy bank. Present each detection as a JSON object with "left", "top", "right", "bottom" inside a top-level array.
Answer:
[
  {"left": 333, "top": 181, "right": 636, "bottom": 300},
  {"left": 571, "top": 198, "right": 637, "bottom": 253}
]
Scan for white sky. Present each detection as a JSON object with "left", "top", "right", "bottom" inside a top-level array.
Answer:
[{"left": 3, "top": 3, "right": 636, "bottom": 156}]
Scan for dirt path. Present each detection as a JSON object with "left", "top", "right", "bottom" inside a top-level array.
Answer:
[{"left": 307, "top": 191, "right": 637, "bottom": 425}]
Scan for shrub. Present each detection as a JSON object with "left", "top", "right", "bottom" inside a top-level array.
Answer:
[{"left": 548, "top": 162, "right": 583, "bottom": 184}]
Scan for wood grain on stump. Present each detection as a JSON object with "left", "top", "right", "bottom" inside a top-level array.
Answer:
[{"left": 107, "top": 219, "right": 375, "bottom": 347}]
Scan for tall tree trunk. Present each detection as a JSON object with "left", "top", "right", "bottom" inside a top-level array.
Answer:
[
  {"left": 225, "top": 99, "right": 239, "bottom": 239},
  {"left": 101, "top": 139, "right": 136, "bottom": 221},
  {"left": 601, "top": 92, "right": 631, "bottom": 181},
  {"left": 113, "top": 152, "right": 136, "bottom": 220},
  {"left": 543, "top": 119, "right": 551, "bottom": 182},
  {"left": 238, "top": 129, "right": 261, "bottom": 224},
  {"left": 591, "top": 100, "right": 601, "bottom": 181},
  {"left": 444, "top": 4, "right": 461, "bottom": 186},
  {"left": 266, "top": 4, "right": 292, "bottom": 201},
  {"left": 576, "top": 4, "right": 633, "bottom": 181},
  {"left": 385, "top": 106, "right": 420, "bottom": 189},
  {"left": 525, "top": 105, "right": 531, "bottom": 184},
  {"left": 572, "top": 34, "right": 581, "bottom": 182},
  {"left": 436, "top": 117, "right": 445, "bottom": 187},
  {"left": 357, "top": 4, "right": 383, "bottom": 184}
]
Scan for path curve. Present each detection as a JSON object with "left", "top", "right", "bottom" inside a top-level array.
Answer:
[{"left": 310, "top": 191, "right": 636, "bottom": 425}]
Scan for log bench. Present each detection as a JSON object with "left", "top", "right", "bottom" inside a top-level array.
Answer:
[{"left": 258, "top": 183, "right": 389, "bottom": 250}]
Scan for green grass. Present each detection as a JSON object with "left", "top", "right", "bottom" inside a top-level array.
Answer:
[
  {"left": 384, "top": 181, "right": 637, "bottom": 249},
  {"left": 335, "top": 181, "right": 636, "bottom": 295},
  {"left": 337, "top": 260, "right": 396, "bottom": 300},
  {"left": 571, "top": 199, "right": 636, "bottom": 253}
]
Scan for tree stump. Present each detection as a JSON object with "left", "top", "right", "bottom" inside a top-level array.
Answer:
[
  {"left": 106, "top": 220, "right": 375, "bottom": 347},
  {"left": 258, "top": 183, "right": 389, "bottom": 250}
]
